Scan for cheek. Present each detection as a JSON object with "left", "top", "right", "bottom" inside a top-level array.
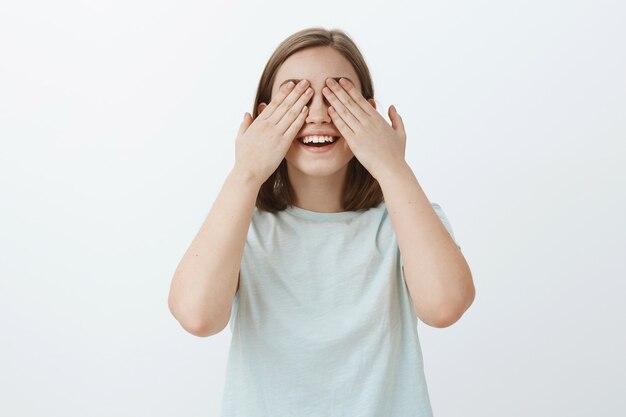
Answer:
[
  {"left": 286, "top": 140, "right": 300, "bottom": 155},
  {"left": 339, "top": 141, "right": 354, "bottom": 156}
]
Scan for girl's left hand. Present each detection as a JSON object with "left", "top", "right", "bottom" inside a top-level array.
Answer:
[{"left": 323, "top": 77, "right": 407, "bottom": 180}]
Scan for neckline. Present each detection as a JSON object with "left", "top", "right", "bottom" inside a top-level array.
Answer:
[{"left": 284, "top": 204, "right": 365, "bottom": 221}]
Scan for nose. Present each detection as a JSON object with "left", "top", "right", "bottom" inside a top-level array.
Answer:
[{"left": 305, "top": 89, "right": 332, "bottom": 124}]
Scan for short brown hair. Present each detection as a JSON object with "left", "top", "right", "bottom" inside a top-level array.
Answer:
[{"left": 253, "top": 27, "right": 384, "bottom": 213}]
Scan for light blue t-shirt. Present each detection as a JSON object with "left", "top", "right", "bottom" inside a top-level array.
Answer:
[{"left": 221, "top": 201, "right": 459, "bottom": 417}]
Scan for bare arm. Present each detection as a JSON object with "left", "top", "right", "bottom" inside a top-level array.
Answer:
[
  {"left": 379, "top": 162, "right": 475, "bottom": 328},
  {"left": 168, "top": 167, "right": 262, "bottom": 337},
  {"left": 168, "top": 79, "right": 312, "bottom": 337}
]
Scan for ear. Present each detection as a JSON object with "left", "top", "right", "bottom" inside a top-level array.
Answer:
[
  {"left": 257, "top": 102, "right": 267, "bottom": 115},
  {"left": 367, "top": 98, "right": 377, "bottom": 111}
]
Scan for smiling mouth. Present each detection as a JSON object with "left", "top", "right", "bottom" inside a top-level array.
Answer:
[{"left": 297, "top": 136, "right": 341, "bottom": 147}]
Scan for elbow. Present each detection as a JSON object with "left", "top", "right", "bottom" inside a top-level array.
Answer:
[
  {"left": 173, "top": 311, "right": 223, "bottom": 337},
  {"left": 421, "top": 285, "right": 476, "bottom": 329},
  {"left": 180, "top": 319, "right": 220, "bottom": 338},
  {"left": 423, "top": 308, "right": 464, "bottom": 328},
  {"left": 421, "top": 309, "right": 460, "bottom": 328},
  {"left": 168, "top": 295, "right": 224, "bottom": 338},
  {"left": 422, "top": 307, "right": 464, "bottom": 328}
]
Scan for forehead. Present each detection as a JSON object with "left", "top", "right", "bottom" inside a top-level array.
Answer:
[{"left": 273, "top": 46, "right": 360, "bottom": 92}]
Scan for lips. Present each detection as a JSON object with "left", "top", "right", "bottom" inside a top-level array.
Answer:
[
  {"left": 296, "top": 136, "right": 340, "bottom": 144},
  {"left": 298, "top": 138, "right": 339, "bottom": 152}
]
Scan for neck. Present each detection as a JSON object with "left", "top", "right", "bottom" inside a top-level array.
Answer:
[{"left": 287, "top": 164, "right": 348, "bottom": 213}]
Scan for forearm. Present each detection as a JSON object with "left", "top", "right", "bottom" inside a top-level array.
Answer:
[
  {"left": 168, "top": 167, "right": 261, "bottom": 336},
  {"left": 377, "top": 163, "right": 474, "bottom": 327}
]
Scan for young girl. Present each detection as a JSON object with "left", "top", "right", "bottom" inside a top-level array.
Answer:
[{"left": 168, "top": 27, "right": 475, "bottom": 417}]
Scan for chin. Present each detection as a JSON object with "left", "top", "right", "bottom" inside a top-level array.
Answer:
[
  {"left": 285, "top": 141, "right": 354, "bottom": 175},
  {"left": 285, "top": 157, "right": 353, "bottom": 179}
]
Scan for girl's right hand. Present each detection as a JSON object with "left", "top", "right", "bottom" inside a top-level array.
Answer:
[{"left": 234, "top": 79, "right": 312, "bottom": 185}]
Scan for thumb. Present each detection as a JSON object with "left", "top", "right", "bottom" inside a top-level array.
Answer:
[
  {"left": 389, "top": 105, "right": 405, "bottom": 132},
  {"left": 238, "top": 112, "right": 252, "bottom": 136}
]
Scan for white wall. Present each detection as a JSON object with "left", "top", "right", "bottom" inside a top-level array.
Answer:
[{"left": 1, "top": 1, "right": 624, "bottom": 416}]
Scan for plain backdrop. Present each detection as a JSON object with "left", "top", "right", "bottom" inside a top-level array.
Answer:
[{"left": 1, "top": 0, "right": 625, "bottom": 416}]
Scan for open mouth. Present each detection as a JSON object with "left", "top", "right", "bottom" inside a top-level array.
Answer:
[{"left": 297, "top": 136, "right": 341, "bottom": 148}]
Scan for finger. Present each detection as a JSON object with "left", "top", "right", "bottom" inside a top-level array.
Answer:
[
  {"left": 328, "top": 105, "right": 355, "bottom": 139},
  {"left": 283, "top": 105, "right": 309, "bottom": 141},
  {"left": 329, "top": 78, "right": 372, "bottom": 121},
  {"left": 323, "top": 85, "right": 360, "bottom": 129},
  {"left": 278, "top": 85, "right": 313, "bottom": 135},
  {"left": 258, "top": 81, "right": 297, "bottom": 120},
  {"left": 237, "top": 112, "right": 251, "bottom": 136},
  {"left": 268, "top": 79, "right": 310, "bottom": 124},
  {"left": 389, "top": 105, "right": 405, "bottom": 132}
]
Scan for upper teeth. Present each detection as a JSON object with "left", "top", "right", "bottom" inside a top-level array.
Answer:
[{"left": 301, "top": 135, "right": 337, "bottom": 144}]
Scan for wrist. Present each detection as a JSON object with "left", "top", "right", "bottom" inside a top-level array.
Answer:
[
  {"left": 230, "top": 166, "right": 264, "bottom": 190},
  {"left": 375, "top": 161, "right": 412, "bottom": 186}
]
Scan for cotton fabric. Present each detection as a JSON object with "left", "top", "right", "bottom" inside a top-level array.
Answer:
[{"left": 220, "top": 201, "right": 459, "bottom": 417}]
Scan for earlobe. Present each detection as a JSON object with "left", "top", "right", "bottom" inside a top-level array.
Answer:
[
  {"left": 367, "top": 98, "right": 376, "bottom": 110},
  {"left": 258, "top": 102, "right": 267, "bottom": 115}
]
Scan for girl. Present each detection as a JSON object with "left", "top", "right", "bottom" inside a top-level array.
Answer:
[{"left": 168, "top": 27, "right": 475, "bottom": 417}]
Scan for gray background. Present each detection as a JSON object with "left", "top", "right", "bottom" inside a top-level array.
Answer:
[{"left": 1, "top": 0, "right": 625, "bottom": 416}]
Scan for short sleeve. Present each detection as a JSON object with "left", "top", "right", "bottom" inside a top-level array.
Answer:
[
  {"left": 431, "top": 202, "right": 461, "bottom": 250},
  {"left": 228, "top": 290, "right": 239, "bottom": 332},
  {"left": 400, "top": 202, "right": 462, "bottom": 271}
]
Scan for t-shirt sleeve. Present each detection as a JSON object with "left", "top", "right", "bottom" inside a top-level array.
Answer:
[
  {"left": 400, "top": 202, "right": 462, "bottom": 270},
  {"left": 431, "top": 202, "right": 461, "bottom": 250},
  {"left": 228, "top": 290, "right": 239, "bottom": 332}
]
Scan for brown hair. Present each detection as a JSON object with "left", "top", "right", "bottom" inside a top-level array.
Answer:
[{"left": 253, "top": 27, "right": 384, "bottom": 213}]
